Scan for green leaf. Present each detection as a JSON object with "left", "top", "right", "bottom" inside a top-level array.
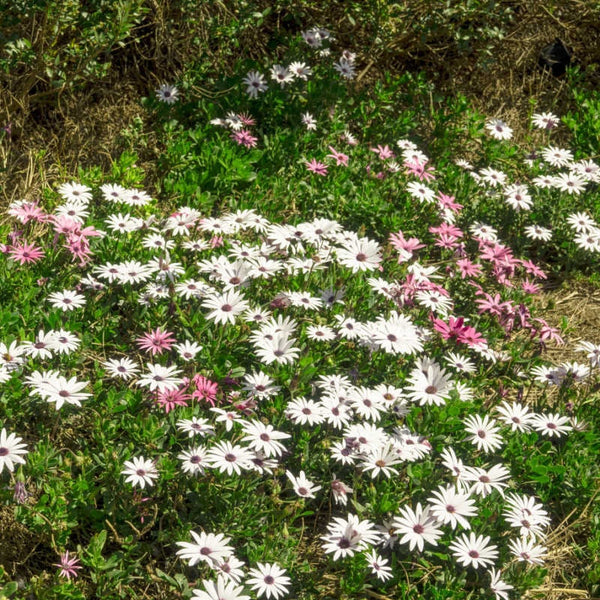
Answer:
[{"left": 88, "top": 529, "right": 107, "bottom": 558}]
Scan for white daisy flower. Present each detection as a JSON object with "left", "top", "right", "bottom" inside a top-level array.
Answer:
[
  {"left": 0, "top": 428, "right": 28, "bottom": 473},
  {"left": 47, "top": 290, "right": 86, "bottom": 311},
  {"left": 121, "top": 456, "right": 158, "bottom": 489}
]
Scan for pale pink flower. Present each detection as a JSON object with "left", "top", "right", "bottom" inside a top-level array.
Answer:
[
  {"left": 54, "top": 551, "right": 82, "bottom": 580},
  {"left": 136, "top": 327, "right": 176, "bottom": 356},
  {"left": 305, "top": 159, "right": 328, "bottom": 176},
  {"left": 8, "top": 241, "right": 45, "bottom": 265},
  {"left": 231, "top": 129, "right": 258, "bottom": 148},
  {"left": 327, "top": 146, "right": 349, "bottom": 166},
  {"left": 192, "top": 374, "right": 218, "bottom": 406}
]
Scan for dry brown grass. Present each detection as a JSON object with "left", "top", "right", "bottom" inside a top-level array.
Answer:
[
  {"left": 0, "top": 505, "right": 39, "bottom": 575},
  {"left": 540, "top": 280, "right": 600, "bottom": 364},
  {"left": 523, "top": 280, "right": 600, "bottom": 600},
  {"left": 0, "top": 82, "right": 148, "bottom": 206},
  {"left": 524, "top": 487, "right": 599, "bottom": 600}
]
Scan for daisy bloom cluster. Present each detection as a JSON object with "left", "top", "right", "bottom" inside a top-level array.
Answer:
[{"left": 1, "top": 66, "right": 595, "bottom": 600}]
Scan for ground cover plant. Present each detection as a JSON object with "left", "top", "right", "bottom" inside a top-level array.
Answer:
[{"left": 1, "top": 20, "right": 600, "bottom": 600}]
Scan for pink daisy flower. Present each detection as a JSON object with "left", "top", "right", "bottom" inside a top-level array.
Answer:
[
  {"left": 371, "top": 145, "right": 395, "bottom": 160},
  {"left": 432, "top": 316, "right": 467, "bottom": 340},
  {"left": 54, "top": 551, "right": 82, "bottom": 580},
  {"left": 305, "top": 159, "right": 328, "bottom": 176},
  {"left": 327, "top": 146, "right": 349, "bottom": 166},
  {"left": 404, "top": 158, "right": 436, "bottom": 181},
  {"left": 8, "top": 241, "right": 45, "bottom": 265},
  {"left": 456, "top": 258, "right": 483, "bottom": 279},
  {"left": 9, "top": 201, "right": 48, "bottom": 224},
  {"left": 237, "top": 112, "right": 256, "bottom": 126},
  {"left": 136, "top": 327, "right": 176, "bottom": 356},
  {"left": 457, "top": 325, "right": 487, "bottom": 348},
  {"left": 437, "top": 192, "right": 463, "bottom": 212},
  {"left": 192, "top": 374, "right": 219, "bottom": 406},
  {"left": 154, "top": 386, "right": 191, "bottom": 413},
  {"left": 231, "top": 129, "right": 258, "bottom": 148}
]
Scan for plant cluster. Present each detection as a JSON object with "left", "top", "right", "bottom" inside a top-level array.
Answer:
[{"left": 0, "top": 23, "right": 599, "bottom": 600}]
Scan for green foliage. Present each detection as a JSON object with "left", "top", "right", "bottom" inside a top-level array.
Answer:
[
  {"left": 0, "top": 0, "right": 147, "bottom": 108},
  {"left": 563, "top": 84, "right": 600, "bottom": 157}
]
